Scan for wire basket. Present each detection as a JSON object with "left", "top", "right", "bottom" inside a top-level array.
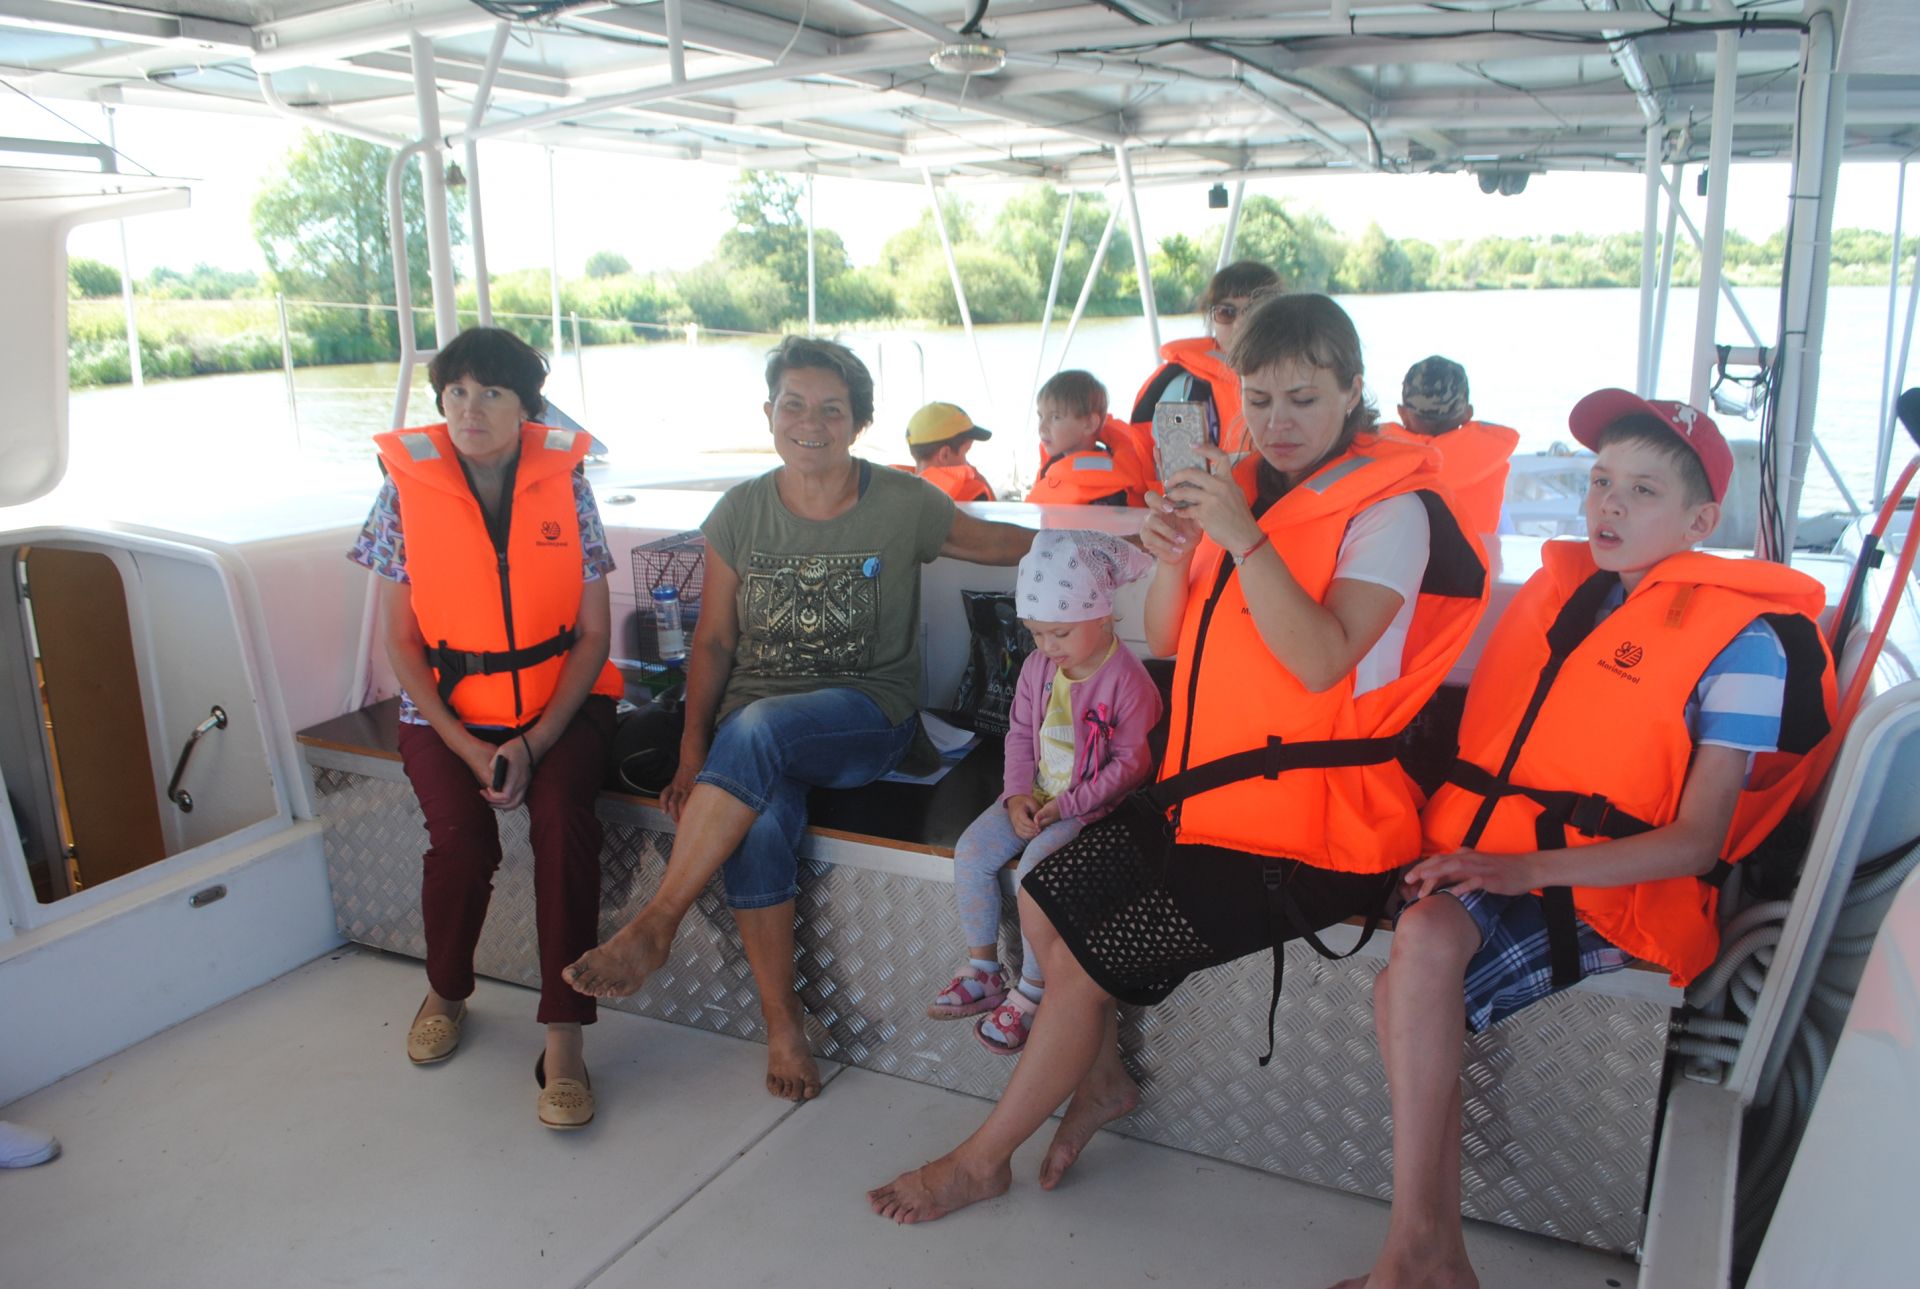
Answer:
[{"left": 631, "top": 530, "right": 705, "bottom": 664}]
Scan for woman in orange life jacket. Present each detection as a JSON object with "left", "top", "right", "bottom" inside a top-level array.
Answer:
[
  {"left": 1129, "top": 259, "right": 1281, "bottom": 459},
  {"left": 870, "top": 292, "right": 1488, "bottom": 1224},
  {"left": 352, "top": 327, "right": 622, "bottom": 1129}
]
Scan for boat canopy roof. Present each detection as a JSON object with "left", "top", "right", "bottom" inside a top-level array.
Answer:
[{"left": 3, "top": 0, "right": 1916, "bottom": 186}]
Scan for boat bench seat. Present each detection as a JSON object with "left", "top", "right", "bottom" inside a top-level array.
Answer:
[{"left": 298, "top": 695, "right": 1679, "bottom": 1258}]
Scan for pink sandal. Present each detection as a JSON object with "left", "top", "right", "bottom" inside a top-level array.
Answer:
[
  {"left": 975, "top": 989, "right": 1039, "bottom": 1054},
  {"left": 927, "top": 964, "right": 1008, "bottom": 1019}
]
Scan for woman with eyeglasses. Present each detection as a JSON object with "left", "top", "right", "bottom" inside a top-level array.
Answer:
[{"left": 1127, "top": 260, "right": 1281, "bottom": 459}]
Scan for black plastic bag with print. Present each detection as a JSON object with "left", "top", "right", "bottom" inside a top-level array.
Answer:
[{"left": 948, "top": 590, "right": 1033, "bottom": 738}]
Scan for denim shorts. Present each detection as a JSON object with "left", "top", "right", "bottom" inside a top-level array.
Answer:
[
  {"left": 1402, "top": 889, "right": 1632, "bottom": 1033},
  {"left": 695, "top": 687, "right": 918, "bottom": 909}
]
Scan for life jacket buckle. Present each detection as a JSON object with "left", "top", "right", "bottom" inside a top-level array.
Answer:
[
  {"left": 1569, "top": 792, "right": 1616, "bottom": 838},
  {"left": 1262, "top": 734, "right": 1286, "bottom": 779}
]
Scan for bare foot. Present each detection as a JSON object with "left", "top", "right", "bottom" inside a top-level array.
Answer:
[
  {"left": 1337, "top": 1244, "right": 1477, "bottom": 1289},
  {"left": 764, "top": 996, "right": 821, "bottom": 1102},
  {"left": 1038, "top": 1068, "right": 1140, "bottom": 1189},
  {"left": 867, "top": 1153, "right": 1012, "bottom": 1224},
  {"left": 564, "top": 912, "right": 674, "bottom": 998}
]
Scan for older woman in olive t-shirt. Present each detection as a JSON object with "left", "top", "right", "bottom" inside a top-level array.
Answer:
[{"left": 566, "top": 336, "right": 1032, "bottom": 1101}]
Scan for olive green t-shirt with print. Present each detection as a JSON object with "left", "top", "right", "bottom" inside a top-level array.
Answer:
[{"left": 701, "top": 462, "right": 957, "bottom": 727}]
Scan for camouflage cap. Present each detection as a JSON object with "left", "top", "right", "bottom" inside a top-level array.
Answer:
[{"left": 1401, "top": 355, "right": 1470, "bottom": 426}]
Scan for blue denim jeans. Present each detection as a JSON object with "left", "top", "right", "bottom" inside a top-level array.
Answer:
[{"left": 696, "top": 688, "right": 918, "bottom": 909}]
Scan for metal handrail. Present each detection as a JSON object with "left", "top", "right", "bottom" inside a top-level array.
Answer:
[{"left": 166, "top": 705, "right": 227, "bottom": 813}]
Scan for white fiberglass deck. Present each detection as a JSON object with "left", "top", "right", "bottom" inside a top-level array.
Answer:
[{"left": 0, "top": 947, "right": 1633, "bottom": 1289}]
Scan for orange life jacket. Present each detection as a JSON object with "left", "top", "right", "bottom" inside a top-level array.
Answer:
[
  {"left": 1379, "top": 420, "right": 1520, "bottom": 536},
  {"left": 1160, "top": 434, "right": 1490, "bottom": 873},
  {"left": 1422, "top": 541, "right": 1838, "bottom": 984},
  {"left": 1130, "top": 337, "right": 1246, "bottom": 455},
  {"left": 892, "top": 461, "right": 994, "bottom": 503},
  {"left": 375, "top": 422, "right": 623, "bottom": 728},
  {"left": 1026, "top": 431, "right": 1152, "bottom": 507}
]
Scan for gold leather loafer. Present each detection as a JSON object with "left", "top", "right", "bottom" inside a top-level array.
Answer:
[
  {"left": 406, "top": 1001, "right": 465, "bottom": 1065},
  {"left": 535, "top": 1053, "right": 594, "bottom": 1130}
]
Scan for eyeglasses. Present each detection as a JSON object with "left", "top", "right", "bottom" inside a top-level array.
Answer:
[{"left": 1208, "top": 303, "right": 1242, "bottom": 326}]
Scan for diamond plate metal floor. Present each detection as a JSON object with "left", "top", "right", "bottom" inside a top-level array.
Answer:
[
  {"left": 311, "top": 762, "right": 1674, "bottom": 1255},
  {"left": 0, "top": 948, "right": 1635, "bottom": 1289}
]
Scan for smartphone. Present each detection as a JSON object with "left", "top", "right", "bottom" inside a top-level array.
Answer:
[
  {"left": 1152, "top": 400, "right": 1210, "bottom": 505},
  {"left": 490, "top": 755, "right": 509, "bottom": 792}
]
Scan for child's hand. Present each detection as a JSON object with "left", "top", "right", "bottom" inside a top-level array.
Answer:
[
  {"left": 1006, "top": 794, "right": 1041, "bottom": 840},
  {"left": 1033, "top": 798, "right": 1064, "bottom": 829},
  {"left": 1403, "top": 849, "right": 1540, "bottom": 900}
]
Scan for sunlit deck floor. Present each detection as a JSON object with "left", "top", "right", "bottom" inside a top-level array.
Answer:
[{"left": 1, "top": 946, "right": 1636, "bottom": 1289}]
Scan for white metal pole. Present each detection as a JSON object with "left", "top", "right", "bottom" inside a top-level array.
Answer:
[
  {"left": 1769, "top": 6, "right": 1839, "bottom": 556},
  {"left": 464, "top": 22, "right": 510, "bottom": 328},
  {"left": 1059, "top": 201, "right": 1122, "bottom": 373},
  {"left": 1873, "top": 159, "right": 1910, "bottom": 504},
  {"left": 806, "top": 173, "right": 818, "bottom": 338},
  {"left": 1688, "top": 25, "right": 1738, "bottom": 411},
  {"left": 277, "top": 292, "right": 299, "bottom": 447},
  {"left": 1030, "top": 189, "right": 1078, "bottom": 407},
  {"left": 1217, "top": 178, "right": 1247, "bottom": 271},
  {"left": 1637, "top": 121, "right": 1663, "bottom": 396},
  {"left": 386, "top": 139, "right": 434, "bottom": 429},
  {"left": 104, "top": 107, "right": 143, "bottom": 389},
  {"left": 547, "top": 147, "right": 563, "bottom": 363},
  {"left": 665, "top": 0, "right": 687, "bottom": 82},
  {"left": 1114, "top": 143, "right": 1161, "bottom": 355},
  {"left": 409, "top": 32, "right": 458, "bottom": 347},
  {"left": 571, "top": 311, "right": 587, "bottom": 419},
  {"left": 1650, "top": 163, "right": 1682, "bottom": 394},
  {"left": 920, "top": 165, "right": 992, "bottom": 414}
]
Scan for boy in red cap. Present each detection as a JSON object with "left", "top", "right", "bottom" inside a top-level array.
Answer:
[{"left": 1335, "top": 390, "right": 1837, "bottom": 1289}]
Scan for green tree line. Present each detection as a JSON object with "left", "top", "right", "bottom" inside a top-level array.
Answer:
[{"left": 67, "top": 130, "right": 1916, "bottom": 387}]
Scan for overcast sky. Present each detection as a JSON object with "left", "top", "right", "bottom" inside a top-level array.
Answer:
[{"left": 6, "top": 97, "right": 1910, "bottom": 283}]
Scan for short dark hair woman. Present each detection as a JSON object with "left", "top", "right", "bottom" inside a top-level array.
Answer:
[
  {"left": 349, "top": 325, "right": 621, "bottom": 1129},
  {"left": 564, "top": 335, "right": 1035, "bottom": 1102}
]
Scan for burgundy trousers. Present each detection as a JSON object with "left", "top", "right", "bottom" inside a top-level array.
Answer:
[{"left": 398, "top": 696, "right": 616, "bottom": 1025}]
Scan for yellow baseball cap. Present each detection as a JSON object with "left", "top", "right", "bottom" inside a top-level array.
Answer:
[{"left": 905, "top": 402, "right": 993, "bottom": 447}]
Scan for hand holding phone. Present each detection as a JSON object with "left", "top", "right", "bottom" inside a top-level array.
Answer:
[
  {"left": 490, "top": 754, "right": 509, "bottom": 792},
  {"left": 1152, "top": 401, "right": 1210, "bottom": 506}
]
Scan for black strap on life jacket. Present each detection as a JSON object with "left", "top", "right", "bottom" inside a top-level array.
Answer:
[
  {"left": 1452, "top": 568, "right": 1621, "bottom": 988},
  {"left": 426, "top": 625, "right": 577, "bottom": 711},
  {"left": 1142, "top": 734, "right": 1400, "bottom": 1065}
]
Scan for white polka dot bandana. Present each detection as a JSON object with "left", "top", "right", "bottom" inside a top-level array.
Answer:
[{"left": 1015, "top": 529, "right": 1155, "bottom": 623}]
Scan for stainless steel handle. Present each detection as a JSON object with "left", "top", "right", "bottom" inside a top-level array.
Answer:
[{"left": 167, "top": 705, "right": 227, "bottom": 813}]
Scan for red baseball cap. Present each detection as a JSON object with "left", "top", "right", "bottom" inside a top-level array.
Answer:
[{"left": 1568, "top": 388, "right": 1732, "bottom": 503}]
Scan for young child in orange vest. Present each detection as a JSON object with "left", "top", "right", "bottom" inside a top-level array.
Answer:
[
  {"left": 1339, "top": 390, "right": 1836, "bottom": 1289},
  {"left": 926, "top": 530, "right": 1162, "bottom": 1054},
  {"left": 901, "top": 402, "right": 996, "bottom": 503},
  {"left": 1025, "top": 371, "right": 1151, "bottom": 508},
  {"left": 1378, "top": 355, "right": 1520, "bottom": 537}
]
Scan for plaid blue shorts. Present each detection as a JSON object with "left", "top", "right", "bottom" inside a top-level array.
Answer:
[{"left": 1399, "top": 889, "right": 1632, "bottom": 1033}]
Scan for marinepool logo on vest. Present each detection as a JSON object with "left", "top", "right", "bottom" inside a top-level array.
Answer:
[
  {"left": 1600, "top": 639, "right": 1645, "bottom": 683},
  {"left": 538, "top": 518, "right": 565, "bottom": 546}
]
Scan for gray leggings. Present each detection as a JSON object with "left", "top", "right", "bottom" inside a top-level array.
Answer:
[{"left": 952, "top": 801, "right": 1085, "bottom": 985}]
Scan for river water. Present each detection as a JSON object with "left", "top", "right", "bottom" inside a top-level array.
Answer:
[{"left": 61, "top": 285, "right": 1915, "bottom": 533}]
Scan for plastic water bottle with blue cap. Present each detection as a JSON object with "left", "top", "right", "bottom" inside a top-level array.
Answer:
[{"left": 650, "top": 585, "right": 687, "bottom": 662}]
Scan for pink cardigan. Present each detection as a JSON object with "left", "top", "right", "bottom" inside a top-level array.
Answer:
[{"left": 1000, "top": 643, "right": 1164, "bottom": 824}]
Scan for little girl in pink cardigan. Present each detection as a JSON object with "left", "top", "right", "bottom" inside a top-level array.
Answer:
[{"left": 927, "top": 530, "right": 1163, "bottom": 1053}]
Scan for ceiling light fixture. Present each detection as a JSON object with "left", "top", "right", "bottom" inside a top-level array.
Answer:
[{"left": 929, "top": 43, "right": 1006, "bottom": 75}]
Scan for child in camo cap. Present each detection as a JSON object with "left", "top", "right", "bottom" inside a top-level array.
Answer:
[
  {"left": 926, "top": 530, "right": 1164, "bottom": 1053},
  {"left": 1384, "top": 355, "right": 1521, "bottom": 534}
]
